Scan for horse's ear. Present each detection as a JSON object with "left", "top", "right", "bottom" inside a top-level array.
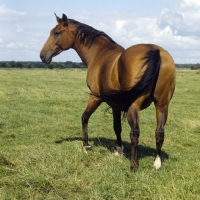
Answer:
[
  {"left": 55, "top": 13, "right": 62, "bottom": 23},
  {"left": 62, "top": 13, "right": 68, "bottom": 26}
]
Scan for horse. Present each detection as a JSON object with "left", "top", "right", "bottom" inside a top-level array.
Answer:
[{"left": 40, "top": 13, "right": 176, "bottom": 170}]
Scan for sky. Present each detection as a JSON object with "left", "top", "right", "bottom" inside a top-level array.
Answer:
[{"left": 0, "top": 0, "right": 200, "bottom": 63}]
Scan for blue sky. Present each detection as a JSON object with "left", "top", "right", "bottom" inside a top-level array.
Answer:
[
  {"left": 0, "top": 0, "right": 200, "bottom": 63},
  {"left": 0, "top": 0, "right": 177, "bottom": 15}
]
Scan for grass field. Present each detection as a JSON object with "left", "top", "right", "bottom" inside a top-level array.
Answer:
[{"left": 0, "top": 68, "right": 199, "bottom": 199}]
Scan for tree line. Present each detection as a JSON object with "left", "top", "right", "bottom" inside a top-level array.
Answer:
[
  {"left": 176, "top": 63, "right": 200, "bottom": 70},
  {"left": 0, "top": 61, "right": 200, "bottom": 70},
  {"left": 0, "top": 61, "right": 86, "bottom": 69}
]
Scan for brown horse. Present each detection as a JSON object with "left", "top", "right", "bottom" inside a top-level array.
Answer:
[{"left": 40, "top": 13, "right": 176, "bottom": 170}]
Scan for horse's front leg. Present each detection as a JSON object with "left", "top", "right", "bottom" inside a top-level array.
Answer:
[
  {"left": 82, "top": 95, "right": 101, "bottom": 150},
  {"left": 112, "top": 109, "right": 123, "bottom": 153},
  {"left": 127, "top": 105, "right": 140, "bottom": 171}
]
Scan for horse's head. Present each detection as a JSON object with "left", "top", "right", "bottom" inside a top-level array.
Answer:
[{"left": 40, "top": 13, "right": 74, "bottom": 64}]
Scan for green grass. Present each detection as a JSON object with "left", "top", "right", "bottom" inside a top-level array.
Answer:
[{"left": 0, "top": 68, "right": 199, "bottom": 199}]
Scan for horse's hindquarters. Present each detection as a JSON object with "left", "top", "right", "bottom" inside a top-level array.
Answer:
[{"left": 153, "top": 49, "right": 176, "bottom": 104}]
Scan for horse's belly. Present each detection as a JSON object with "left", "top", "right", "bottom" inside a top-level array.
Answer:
[
  {"left": 140, "top": 97, "right": 153, "bottom": 110},
  {"left": 105, "top": 95, "right": 153, "bottom": 112}
]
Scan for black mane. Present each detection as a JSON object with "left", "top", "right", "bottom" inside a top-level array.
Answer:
[{"left": 69, "top": 19, "right": 116, "bottom": 46}]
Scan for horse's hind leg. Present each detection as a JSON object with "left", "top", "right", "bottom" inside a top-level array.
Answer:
[
  {"left": 153, "top": 104, "right": 168, "bottom": 169},
  {"left": 112, "top": 109, "right": 123, "bottom": 153},
  {"left": 82, "top": 95, "right": 101, "bottom": 150},
  {"left": 127, "top": 105, "right": 140, "bottom": 170}
]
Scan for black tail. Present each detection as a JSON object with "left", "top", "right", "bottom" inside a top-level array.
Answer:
[{"left": 92, "top": 49, "right": 161, "bottom": 109}]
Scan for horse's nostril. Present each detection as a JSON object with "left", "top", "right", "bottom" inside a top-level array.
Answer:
[{"left": 40, "top": 53, "right": 45, "bottom": 62}]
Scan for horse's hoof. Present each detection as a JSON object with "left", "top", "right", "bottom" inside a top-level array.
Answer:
[
  {"left": 130, "top": 165, "right": 138, "bottom": 172},
  {"left": 117, "top": 144, "right": 124, "bottom": 151},
  {"left": 153, "top": 155, "right": 162, "bottom": 170},
  {"left": 114, "top": 145, "right": 124, "bottom": 155},
  {"left": 130, "top": 161, "right": 138, "bottom": 171},
  {"left": 83, "top": 145, "right": 92, "bottom": 151},
  {"left": 113, "top": 145, "right": 124, "bottom": 156}
]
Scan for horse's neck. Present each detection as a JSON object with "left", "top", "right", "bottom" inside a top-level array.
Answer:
[
  {"left": 72, "top": 37, "right": 124, "bottom": 67},
  {"left": 72, "top": 43, "right": 94, "bottom": 66}
]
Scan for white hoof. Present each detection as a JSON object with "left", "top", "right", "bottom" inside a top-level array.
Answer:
[
  {"left": 83, "top": 145, "right": 92, "bottom": 151},
  {"left": 153, "top": 156, "right": 162, "bottom": 170},
  {"left": 113, "top": 145, "right": 124, "bottom": 156}
]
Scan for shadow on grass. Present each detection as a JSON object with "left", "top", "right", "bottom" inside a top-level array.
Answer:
[{"left": 55, "top": 136, "right": 169, "bottom": 162}]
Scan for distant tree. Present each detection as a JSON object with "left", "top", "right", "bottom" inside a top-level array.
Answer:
[
  {"left": 191, "top": 63, "right": 200, "bottom": 70},
  {"left": 10, "top": 61, "right": 17, "bottom": 68},
  {"left": 65, "top": 61, "right": 73, "bottom": 68},
  {"left": 27, "top": 64, "right": 33, "bottom": 68},
  {"left": 16, "top": 62, "right": 23, "bottom": 68},
  {"left": 58, "top": 63, "right": 66, "bottom": 69},
  {"left": 0, "top": 62, "right": 7, "bottom": 68},
  {"left": 48, "top": 63, "right": 54, "bottom": 69}
]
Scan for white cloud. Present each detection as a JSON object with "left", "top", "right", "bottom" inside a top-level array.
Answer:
[
  {"left": 16, "top": 26, "right": 23, "bottom": 33},
  {"left": 180, "top": 0, "right": 200, "bottom": 10},
  {"left": 115, "top": 20, "right": 127, "bottom": 32},
  {"left": 5, "top": 42, "right": 24, "bottom": 49},
  {"left": 158, "top": 3, "right": 200, "bottom": 37},
  {"left": 0, "top": 5, "right": 26, "bottom": 21}
]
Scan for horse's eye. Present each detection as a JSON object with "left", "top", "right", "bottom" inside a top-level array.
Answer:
[{"left": 54, "top": 31, "right": 61, "bottom": 36}]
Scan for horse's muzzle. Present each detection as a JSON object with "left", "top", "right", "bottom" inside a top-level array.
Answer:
[{"left": 40, "top": 53, "right": 46, "bottom": 63}]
